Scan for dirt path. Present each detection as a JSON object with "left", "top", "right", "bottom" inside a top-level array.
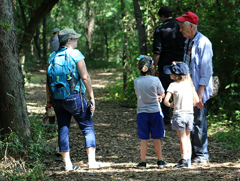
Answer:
[{"left": 25, "top": 68, "right": 240, "bottom": 181}]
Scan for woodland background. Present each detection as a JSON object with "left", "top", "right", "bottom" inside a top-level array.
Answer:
[
  {"left": 0, "top": 0, "right": 240, "bottom": 180},
  {"left": 16, "top": 0, "right": 239, "bottom": 129}
]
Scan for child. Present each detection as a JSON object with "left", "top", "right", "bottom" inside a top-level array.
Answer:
[
  {"left": 134, "top": 55, "right": 166, "bottom": 168},
  {"left": 163, "top": 62, "right": 199, "bottom": 168}
]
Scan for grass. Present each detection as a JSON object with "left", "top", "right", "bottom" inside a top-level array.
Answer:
[{"left": 0, "top": 113, "right": 58, "bottom": 180}]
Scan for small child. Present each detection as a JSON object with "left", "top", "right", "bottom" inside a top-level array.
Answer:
[
  {"left": 134, "top": 55, "right": 166, "bottom": 168},
  {"left": 163, "top": 62, "right": 199, "bottom": 168}
]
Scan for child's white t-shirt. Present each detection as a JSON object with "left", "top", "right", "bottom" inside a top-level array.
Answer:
[
  {"left": 167, "top": 80, "right": 198, "bottom": 114},
  {"left": 134, "top": 76, "right": 165, "bottom": 114}
]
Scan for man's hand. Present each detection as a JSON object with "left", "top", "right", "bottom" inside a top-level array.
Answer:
[
  {"left": 196, "top": 85, "right": 205, "bottom": 109},
  {"left": 196, "top": 94, "right": 204, "bottom": 109}
]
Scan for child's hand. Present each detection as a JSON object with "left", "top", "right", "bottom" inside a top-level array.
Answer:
[
  {"left": 170, "top": 102, "right": 174, "bottom": 108},
  {"left": 158, "top": 95, "right": 162, "bottom": 102}
]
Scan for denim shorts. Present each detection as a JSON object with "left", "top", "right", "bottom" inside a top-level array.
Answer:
[
  {"left": 172, "top": 113, "right": 193, "bottom": 131},
  {"left": 137, "top": 112, "right": 165, "bottom": 139},
  {"left": 52, "top": 91, "right": 96, "bottom": 152}
]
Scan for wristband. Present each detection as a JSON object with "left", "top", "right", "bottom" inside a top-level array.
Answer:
[{"left": 47, "top": 101, "right": 52, "bottom": 104}]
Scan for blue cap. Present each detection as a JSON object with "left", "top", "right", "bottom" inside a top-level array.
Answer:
[
  {"left": 163, "top": 62, "right": 189, "bottom": 75},
  {"left": 137, "top": 55, "right": 154, "bottom": 72}
]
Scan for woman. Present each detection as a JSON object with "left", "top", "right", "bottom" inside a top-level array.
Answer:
[
  {"left": 46, "top": 29, "right": 109, "bottom": 171},
  {"left": 47, "top": 28, "right": 60, "bottom": 53}
]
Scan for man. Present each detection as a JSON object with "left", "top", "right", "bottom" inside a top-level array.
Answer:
[
  {"left": 153, "top": 6, "right": 186, "bottom": 125},
  {"left": 175, "top": 12, "right": 213, "bottom": 164}
]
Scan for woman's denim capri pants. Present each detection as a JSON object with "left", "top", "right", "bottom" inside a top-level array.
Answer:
[{"left": 51, "top": 91, "right": 96, "bottom": 152}]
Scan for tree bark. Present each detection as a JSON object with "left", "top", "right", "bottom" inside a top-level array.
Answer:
[
  {"left": 34, "top": 25, "right": 42, "bottom": 58},
  {"left": 42, "top": 17, "right": 47, "bottom": 61},
  {"left": 18, "top": 0, "right": 59, "bottom": 58},
  {"left": 0, "top": 0, "right": 31, "bottom": 140},
  {"left": 121, "top": 0, "right": 127, "bottom": 91},
  {"left": 132, "top": 0, "right": 147, "bottom": 54},
  {"left": 85, "top": 0, "right": 91, "bottom": 61}
]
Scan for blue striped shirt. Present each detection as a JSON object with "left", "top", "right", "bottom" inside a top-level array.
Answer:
[{"left": 183, "top": 32, "right": 213, "bottom": 103}]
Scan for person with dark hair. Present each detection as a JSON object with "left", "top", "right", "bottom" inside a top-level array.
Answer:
[
  {"left": 47, "top": 28, "right": 60, "bottom": 53},
  {"left": 175, "top": 12, "right": 213, "bottom": 165},
  {"left": 46, "top": 29, "right": 110, "bottom": 171},
  {"left": 153, "top": 6, "right": 186, "bottom": 125},
  {"left": 134, "top": 55, "right": 167, "bottom": 168}
]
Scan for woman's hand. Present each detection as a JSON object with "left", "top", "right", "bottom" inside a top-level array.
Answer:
[
  {"left": 46, "top": 101, "right": 53, "bottom": 111},
  {"left": 90, "top": 99, "right": 95, "bottom": 114}
]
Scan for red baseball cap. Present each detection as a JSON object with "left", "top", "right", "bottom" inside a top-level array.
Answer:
[{"left": 175, "top": 12, "right": 199, "bottom": 25}]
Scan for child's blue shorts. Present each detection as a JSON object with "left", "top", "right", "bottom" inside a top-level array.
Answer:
[{"left": 137, "top": 112, "right": 165, "bottom": 139}]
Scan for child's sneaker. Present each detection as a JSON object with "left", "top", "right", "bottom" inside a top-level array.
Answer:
[
  {"left": 157, "top": 160, "right": 167, "bottom": 168},
  {"left": 174, "top": 159, "right": 190, "bottom": 168},
  {"left": 137, "top": 161, "right": 146, "bottom": 168}
]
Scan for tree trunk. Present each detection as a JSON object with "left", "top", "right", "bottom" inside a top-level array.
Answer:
[
  {"left": 132, "top": 0, "right": 147, "bottom": 54},
  {"left": 103, "top": 31, "right": 109, "bottom": 61},
  {"left": 0, "top": 0, "right": 31, "bottom": 140},
  {"left": 42, "top": 17, "right": 47, "bottom": 61},
  {"left": 18, "top": 0, "right": 59, "bottom": 58},
  {"left": 85, "top": 0, "right": 91, "bottom": 61},
  {"left": 34, "top": 25, "right": 42, "bottom": 58},
  {"left": 121, "top": 0, "right": 127, "bottom": 91},
  {"left": 85, "top": 1, "right": 95, "bottom": 61}
]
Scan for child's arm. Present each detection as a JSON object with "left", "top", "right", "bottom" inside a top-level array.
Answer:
[
  {"left": 158, "top": 92, "right": 165, "bottom": 102},
  {"left": 164, "top": 92, "right": 174, "bottom": 108},
  {"left": 192, "top": 87, "right": 199, "bottom": 105}
]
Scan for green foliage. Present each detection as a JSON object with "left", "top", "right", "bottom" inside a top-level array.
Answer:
[
  {"left": 14, "top": 0, "right": 240, "bottom": 147},
  {"left": 208, "top": 111, "right": 240, "bottom": 148},
  {"left": 0, "top": 113, "right": 57, "bottom": 180},
  {"left": 0, "top": 20, "right": 12, "bottom": 30}
]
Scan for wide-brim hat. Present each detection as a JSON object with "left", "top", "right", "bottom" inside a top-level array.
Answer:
[
  {"left": 137, "top": 55, "right": 154, "bottom": 72},
  {"left": 175, "top": 12, "right": 199, "bottom": 25},
  {"left": 58, "top": 29, "right": 82, "bottom": 43},
  {"left": 163, "top": 62, "right": 189, "bottom": 75}
]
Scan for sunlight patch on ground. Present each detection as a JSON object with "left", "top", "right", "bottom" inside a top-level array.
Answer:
[
  {"left": 27, "top": 105, "right": 45, "bottom": 114},
  {"left": 39, "top": 69, "right": 46, "bottom": 73},
  {"left": 27, "top": 102, "right": 38, "bottom": 106},
  {"left": 97, "top": 72, "right": 114, "bottom": 76},
  {"left": 92, "top": 84, "right": 105, "bottom": 88},
  {"left": 116, "top": 133, "right": 131, "bottom": 137},
  {"left": 25, "top": 82, "right": 44, "bottom": 88},
  {"left": 94, "top": 123, "right": 111, "bottom": 126}
]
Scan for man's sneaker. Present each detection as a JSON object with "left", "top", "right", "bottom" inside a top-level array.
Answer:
[
  {"left": 174, "top": 159, "right": 191, "bottom": 168},
  {"left": 191, "top": 157, "right": 209, "bottom": 165},
  {"left": 137, "top": 162, "right": 146, "bottom": 168},
  {"left": 157, "top": 160, "right": 167, "bottom": 168},
  {"left": 88, "top": 162, "right": 111, "bottom": 169}
]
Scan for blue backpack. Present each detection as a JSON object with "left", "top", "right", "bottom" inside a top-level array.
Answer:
[{"left": 47, "top": 48, "right": 78, "bottom": 99}]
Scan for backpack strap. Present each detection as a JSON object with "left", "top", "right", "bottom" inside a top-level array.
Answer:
[{"left": 65, "top": 48, "right": 84, "bottom": 112}]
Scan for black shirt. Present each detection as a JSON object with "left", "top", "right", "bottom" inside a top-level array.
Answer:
[{"left": 153, "top": 18, "right": 186, "bottom": 72}]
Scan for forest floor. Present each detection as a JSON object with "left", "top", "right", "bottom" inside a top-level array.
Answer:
[{"left": 25, "top": 67, "right": 240, "bottom": 181}]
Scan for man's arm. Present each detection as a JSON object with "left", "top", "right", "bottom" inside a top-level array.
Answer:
[
  {"left": 197, "top": 38, "right": 213, "bottom": 108},
  {"left": 153, "top": 53, "right": 160, "bottom": 76}
]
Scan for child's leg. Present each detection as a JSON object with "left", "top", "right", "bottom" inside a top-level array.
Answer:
[
  {"left": 140, "top": 139, "right": 148, "bottom": 162},
  {"left": 177, "top": 130, "right": 189, "bottom": 159},
  {"left": 152, "top": 139, "right": 162, "bottom": 160},
  {"left": 185, "top": 130, "right": 191, "bottom": 160}
]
